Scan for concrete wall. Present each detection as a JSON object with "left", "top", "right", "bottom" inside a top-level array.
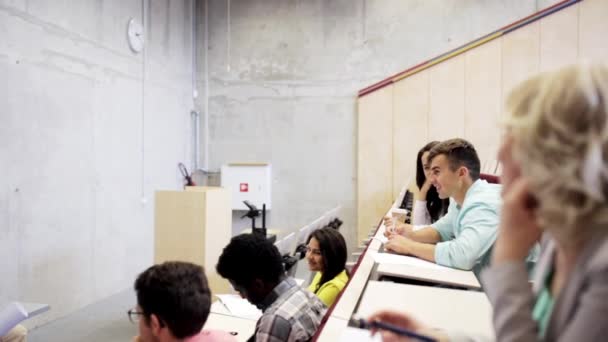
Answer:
[
  {"left": 0, "top": 0, "right": 195, "bottom": 326},
  {"left": 198, "top": 0, "right": 561, "bottom": 249}
]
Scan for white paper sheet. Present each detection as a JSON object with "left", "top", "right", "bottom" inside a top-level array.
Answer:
[
  {"left": 0, "top": 302, "right": 28, "bottom": 336},
  {"left": 372, "top": 235, "right": 388, "bottom": 244},
  {"left": 371, "top": 252, "right": 450, "bottom": 271},
  {"left": 215, "top": 294, "right": 263, "bottom": 320},
  {"left": 339, "top": 327, "right": 382, "bottom": 342}
]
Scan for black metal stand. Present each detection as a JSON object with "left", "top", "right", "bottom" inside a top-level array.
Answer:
[{"left": 242, "top": 201, "right": 275, "bottom": 243}]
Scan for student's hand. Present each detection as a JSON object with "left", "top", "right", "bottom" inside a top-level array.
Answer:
[
  {"left": 367, "top": 310, "right": 449, "bottom": 342},
  {"left": 385, "top": 235, "right": 414, "bottom": 255},
  {"left": 383, "top": 216, "right": 395, "bottom": 237},
  {"left": 383, "top": 217, "right": 408, "bottom": 236},
  {"left": 383, "top": 218, "right": 412, "bottom": 238},
  {"left": 132, "top": 336, "right": 142, "bottom": 342},
  {"left": 493, "top": 178, "right": 542, "bottom": 264},
  {"left": 396, "top": 223, "right": 414, "bottom": 237},
  {"left": 383, "top": 216, "right": 403, "bottom": 237},
  {"left": 417, "top": 179, "right": 433, "bottom": 200}
]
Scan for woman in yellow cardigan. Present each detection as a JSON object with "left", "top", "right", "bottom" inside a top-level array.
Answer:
[{"left": 306, "top": 228, "right": 349, "bottom": 307}]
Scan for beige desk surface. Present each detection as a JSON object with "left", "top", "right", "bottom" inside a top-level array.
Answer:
[
  {"left": 205, "top": 313, "right": 256, "bottom": 342},
  {"left": 315, "top": 316, "right": 349, "bottom": 342},
  {"left": 329, "top": 210, "right": 391, "bottom": 321},
  {"left": 210, "top": 301, "right": 231, "bottom": 316},
  {"left": 330, "top": 253, "right": 375, "bottom": 320},
  {"left": 356, "top": 280, "right": 493, "bottom": 339},
  {"left": 375, "top": 259, "right": 481, "bottom": 289}
]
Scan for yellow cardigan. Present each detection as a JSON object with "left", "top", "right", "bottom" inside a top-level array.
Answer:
[{"left": 307, "top": 270, "right": 349, "bottom": 307}]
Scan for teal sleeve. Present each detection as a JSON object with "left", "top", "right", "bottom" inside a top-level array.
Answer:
[
  {"left": 434, "top": 205, "right": 499, "bottom": 270},
  {"left": 431, "top": 201, "right": 457, "bottom": 242}
]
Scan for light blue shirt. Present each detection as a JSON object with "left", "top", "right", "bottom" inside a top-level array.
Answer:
[{"left": 432, "top": 179, "right": 502, "bottom": 273}]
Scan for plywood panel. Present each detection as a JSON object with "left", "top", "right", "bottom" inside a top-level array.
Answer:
[
  {"left": 155, "top": 188, "right": 232, "bottom": 295},
  {"left": 155, "top": 191, "right": 206, "bottom": 265},
  {"left": 540, "top": 4, "right": 579, "bottom": 72},
  {"left": 357, "top": 86, "right": 393, "bottom": 243},
  {"left": 428, "top": 55, "right": 465, "bottom": 141},
  {"left": 502, "top": 22, "right": 540, "bottom": 112},
  {"left": 356, "top": 3, "right": 588, "bottom": 246},
  {"left": 392, "top": 72, "right": 429, "bottom": 198},
  {"left": 198, "top": 187, "right": 232, "bottom": 294},
  {"left": 464, "top": 39, "right": 502, "bottom": 167},
  {"left": 579, "top": 0, "right": 608, "bottom": 62}
]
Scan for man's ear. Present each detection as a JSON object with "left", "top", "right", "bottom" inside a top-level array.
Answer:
[
  {"left": 150, "top": 314, "right": 163, "bottom": 336},
  {"left": 458, "top": 166, "right": 469, "bottom": 178}
]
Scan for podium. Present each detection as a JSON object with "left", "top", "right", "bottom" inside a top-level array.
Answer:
[{"left": 154, "top": 186, "right": 232, "bottom": 295}]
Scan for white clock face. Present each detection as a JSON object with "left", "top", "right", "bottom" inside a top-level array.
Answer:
[{"left": 127, "top": 18, "right": 144, "bottom": 53}]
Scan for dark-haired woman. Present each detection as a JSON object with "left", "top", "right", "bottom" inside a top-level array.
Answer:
[
  {"left": 412, "top": 141, "right": 450, "bottom": 225},
  {"left": 306, "top": 228, "right": 349, "bottom": 307}
]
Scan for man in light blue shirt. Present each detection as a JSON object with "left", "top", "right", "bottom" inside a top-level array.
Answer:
[
  {"left": 385, "top": 138, "right": 502, "bottom": 274},
  {"left": 432, "top": 181, "right": 501, "bottom": 272}
]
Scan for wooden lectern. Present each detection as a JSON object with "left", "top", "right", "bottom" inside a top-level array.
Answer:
[{"left": 154, "top": 186, "right": 232, "bottom": 295}]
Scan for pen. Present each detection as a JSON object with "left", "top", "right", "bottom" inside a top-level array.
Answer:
[{"left": 349, "top": 316, "right": 437, "bottom": 342}]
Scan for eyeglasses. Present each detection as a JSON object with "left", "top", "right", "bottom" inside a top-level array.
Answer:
[{"left": 127, "top": 308, "right": 144, "bottom": 324}]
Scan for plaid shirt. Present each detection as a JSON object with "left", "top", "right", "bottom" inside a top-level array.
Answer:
[{"left": 253, "top": 277, "right": 326, "bottom": 342}]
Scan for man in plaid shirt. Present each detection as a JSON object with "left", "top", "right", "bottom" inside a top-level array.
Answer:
[{"left": 217, "top": 234, "right": 327, "bottom": 342}]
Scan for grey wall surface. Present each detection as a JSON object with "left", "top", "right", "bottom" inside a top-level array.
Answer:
[
  {"left": 197, "top": 0, "right": 561, "bottom": 250},
  {"left": 0, "top": 0, "right": 195, "bottom": 326}
]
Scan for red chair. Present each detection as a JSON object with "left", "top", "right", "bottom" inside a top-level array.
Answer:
[{"left": 480, "top": 173, "right": 500, "bottom": 184}]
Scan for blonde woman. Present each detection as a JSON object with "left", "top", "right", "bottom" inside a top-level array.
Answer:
[{"left": 368, "top": 65, "right": 608, "bottom": 341}]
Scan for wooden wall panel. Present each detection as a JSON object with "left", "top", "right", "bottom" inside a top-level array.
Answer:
[
  {"left": 357, "top": 85, "right": 393, "bottom": 243},
  {"left": 579, "top": 0, "right": 608, "bottom": 62},
  {"left": 356, "top": 2, "right": 608, "bottom": 247},
  {"left": 464, "top": 39, "right": 502, "bottom": 167},
  {"left": 428, "top": 55, "right": 466, "bottom": 141},
  {"left": 155, "top": 188, "right": 232, "bottom": 295},
  {"left": 540, "top": 4, "right": 579, "bottom": 72},
  {"left": 392, "top": 72, "right": 429, "bottom": 199},
  {"left": 502, "top": 22, "right": 540, "bottom": 112}
]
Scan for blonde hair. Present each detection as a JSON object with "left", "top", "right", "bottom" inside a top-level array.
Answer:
[{"left": 505, "top": 65, "right": 608, "bottom": 244}]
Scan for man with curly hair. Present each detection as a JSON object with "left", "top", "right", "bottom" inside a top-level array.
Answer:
[{"left": 217, "top": 234, "right": 326, "bottom": 342}]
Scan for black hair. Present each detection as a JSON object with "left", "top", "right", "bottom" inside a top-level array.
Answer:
[
  {"left": 134, "top": 261, "right": 211, "bottom": 339},
  {"left": 216, "top": 233, "right": 285, "bottom": 287},
  {"left": 416, "top": 141, "right": 450, "bottom": 222},
  {"left": 307, "top": 228, "right": 348, "bottom": 293}
]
